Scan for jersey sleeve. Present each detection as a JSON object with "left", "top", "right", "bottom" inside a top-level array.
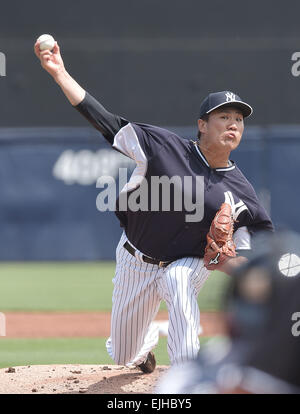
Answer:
[
  {"left": 74, "top": 92, "right": 129, "bottom": 144},
  {"left": 233, "top": 203, "right": 274, "bottom": 256},
  {"left": 247, "top": 203, "right": 274, "bottom": 235},
  {"left": 74, "top": 92, "right": 169, "bottom": 162},
  {"left": 232, "top": 169, "right": 275, "bottom": 239},
  {"left": 112, "top": 122, "right": 172, "bottom": 162},
  {"left": 233, "top": 226, "right": 251, "bottom": 250}
]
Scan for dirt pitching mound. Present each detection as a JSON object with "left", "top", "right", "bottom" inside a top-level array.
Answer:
[{"left": 0, "top": 364, "right": 169, "bottom": 394}]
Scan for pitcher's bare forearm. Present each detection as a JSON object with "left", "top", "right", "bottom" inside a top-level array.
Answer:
[
  {"left": 34, "top": 39, "right": 128, "bottom": 142},
  {"left": 54, "top": 69, "right": 86, "bottom": 107},
  {"left": 34, "top": 40, "right": 85, "bottom": 106}
]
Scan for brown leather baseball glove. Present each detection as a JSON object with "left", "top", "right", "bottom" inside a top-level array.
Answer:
[{"left": 203, "top": 202, "right": 236, "bottom": 270}]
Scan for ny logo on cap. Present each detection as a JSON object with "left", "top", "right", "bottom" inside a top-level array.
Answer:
[{"left": 225, "top": 92, "right": 236, "bottom": 102}]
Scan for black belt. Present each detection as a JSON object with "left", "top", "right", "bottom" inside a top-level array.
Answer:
[{"left": 123, "top": 241, "right": 172, "bottom": 268}]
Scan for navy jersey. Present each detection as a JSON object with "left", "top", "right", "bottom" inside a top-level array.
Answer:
[{"left": 76, "top": 93, "right": 274, "bottom": 261}]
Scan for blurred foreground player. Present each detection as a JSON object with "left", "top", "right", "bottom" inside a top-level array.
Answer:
[{"left": 156, "top": 231, "right": 300, "bottom": 394}]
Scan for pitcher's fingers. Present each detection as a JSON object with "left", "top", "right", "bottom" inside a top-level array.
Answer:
[
  {"left": 34, "top": 41, "right": 41, "bottom": 58},
  {"left": 39, "top": 52, "right": 53, "bottom": 64},
  {"left": 52, "top": 41, "right": 60, "bottom": 54},
  {"left": 34, "top": 42, "right": 53, "bottom": 58},
  {"left": 40, "top": 50, "right": 53, "bottom": 59}
]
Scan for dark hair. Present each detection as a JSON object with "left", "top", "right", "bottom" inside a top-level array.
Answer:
[{"left": 197, "top": 113, "right": 210, "bottom": 140}]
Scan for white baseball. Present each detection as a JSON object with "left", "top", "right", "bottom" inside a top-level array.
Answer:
[{"left": 37, "top": 34, "right": 55, "bottom": 51}]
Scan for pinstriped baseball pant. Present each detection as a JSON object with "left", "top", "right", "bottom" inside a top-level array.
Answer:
[{"left": 106, "top": 232, "right": 211, "bottom": 366}]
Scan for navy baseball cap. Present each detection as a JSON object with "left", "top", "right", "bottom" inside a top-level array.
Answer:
[{"left": 199, "top": 91, "right": 253, "bottom": 119}]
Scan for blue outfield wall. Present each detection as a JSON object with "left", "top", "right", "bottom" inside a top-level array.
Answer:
[{"left": 0, "top": 125, "right": 298, "bottom": 260}]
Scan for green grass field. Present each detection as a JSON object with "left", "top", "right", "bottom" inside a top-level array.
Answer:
[
  {"left": 0, "top": 262, "right": 230, "bottom": 311},
  {"left": 0, "top": 337, "right": 216, "bottom": 369},
  {"left": 0, "top": 262, "right": 230, "bottom": 368}
]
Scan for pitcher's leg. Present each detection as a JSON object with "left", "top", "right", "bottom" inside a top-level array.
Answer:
[
  {"left": 106, "top": 242, "right": 162, "bottom": 366},
  {"left": 159, "top": 257, "right": 211, "bottom": 365}
]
